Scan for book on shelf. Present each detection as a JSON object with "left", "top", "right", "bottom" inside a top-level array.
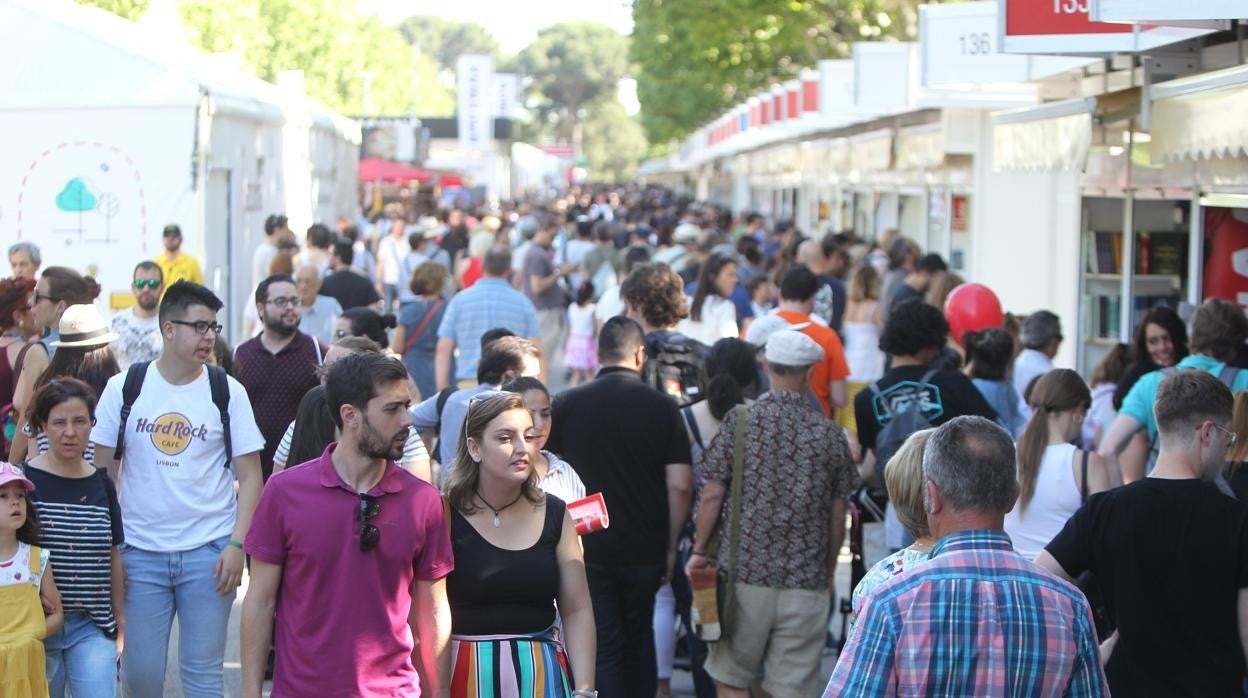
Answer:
[{"left": 1087, "top": 230, "right": 1186, "bottom": 276}]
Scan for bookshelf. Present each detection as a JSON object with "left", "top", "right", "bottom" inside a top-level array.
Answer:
[{"left": 1079, "top": 198, "right": 1189, "bottom": 376}]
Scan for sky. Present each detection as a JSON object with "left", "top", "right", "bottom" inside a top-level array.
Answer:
[{"left": 356, "top": 0, "right": 635, "bottom": 54}]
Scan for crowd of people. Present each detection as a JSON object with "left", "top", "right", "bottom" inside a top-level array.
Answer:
[{"left": 0, "top": 185, "right": 1246, "bottom": 698}]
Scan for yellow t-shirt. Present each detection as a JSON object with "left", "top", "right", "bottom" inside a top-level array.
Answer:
[{"left": 156, "top": 251, "right": 204, "bottom": 286}]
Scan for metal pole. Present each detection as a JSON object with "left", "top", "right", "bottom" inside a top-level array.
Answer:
[
  {"left": 1119, "top": 126, "right": 1136, "bottom": 342},
  {"left": 1188, "top": 195, "right": 1203, "bottom": 307}
]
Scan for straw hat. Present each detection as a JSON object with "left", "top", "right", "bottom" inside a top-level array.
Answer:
[{"left": 52, "top": 304, "right": 119, "bottom": 349}]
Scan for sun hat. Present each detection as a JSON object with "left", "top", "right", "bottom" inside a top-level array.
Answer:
[
  {"left": 0, "top": 462, "right": 34, "bottom": 492},
  {"left": 744, "top": 314, "right": 810, "bottom": 348},
  {"left": 52, "top": 304, "right": 119, "bottom": 349},
  {"left": 765, "top": 328, "right": 825, "bottom": 366}
]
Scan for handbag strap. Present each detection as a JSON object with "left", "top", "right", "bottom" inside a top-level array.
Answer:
[
  {"left": 1080, "top": 448, "right": 1090, "bottom": 503},
  {"left": 404, "top": 299, "right": 445, "bottom": 354},
  {"left": 708, "top": 404, "right": 749, "bottom": 568}
]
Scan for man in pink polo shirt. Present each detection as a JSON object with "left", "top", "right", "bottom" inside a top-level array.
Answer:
[{"left": 241, "top": 353, "right": 454, "bottom": 697}]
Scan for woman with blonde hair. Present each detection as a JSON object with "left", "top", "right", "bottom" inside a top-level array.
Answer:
[
  {"left": 1004, "top": 369, "right": 1112, "bottom": 561},
  {"left": 443, "top": 392, "right": 596, "bottom": 697},
  {"left": 836, "top": 263, "right": 885, "bottom": 439},
  {"left": 851, "top": 428, "right": 936, "bottom": 618}
]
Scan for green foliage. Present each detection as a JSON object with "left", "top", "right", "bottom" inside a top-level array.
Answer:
[
  {"left": 581, "top": 98, "right": 648, "bottom": 182},
  {"left": 74, "top": 0, "right": 148, "bottom": 21},
  {"left": 396, "top": 15, "right": 502, "bottom": 73},
  {"left": 632, "top": 0, "right": 925, "bottom": 145},
  {"left": 517, "top": 22, "right": 630, "bottom": 142}
]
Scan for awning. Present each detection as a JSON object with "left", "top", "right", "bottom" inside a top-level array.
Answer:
[
  {"left": 358, "top": 157, "right": 434, "bottom": 183},
  {"left": 895, "top": 123, "right": 945, "bottom": 170},
  {"left": 992, "top": 97, "right": 1094, "bottom": 173},
  {"left": 1150, "top": 64, "right": 1248, "bottom": 163},
  {"left": 848, "top": 128, "right": 894, "bottom": 172}
]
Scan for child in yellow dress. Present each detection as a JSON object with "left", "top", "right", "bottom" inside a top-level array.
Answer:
[{"left": 0, "top": 462, "right": 63, "bottom": 698}]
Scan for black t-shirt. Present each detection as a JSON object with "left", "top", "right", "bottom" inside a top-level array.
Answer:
[
  {"left": 446, "top": 495, "right": 563, "bottom": 635},
  {"left": 853, "top": 364, "right": 998, "bottom": 453},
  {"left": 546, "top": 367, "right": 692, "bottom": 568},
  {"left": 319, "top": 269, "right": 380, "bottom": 310},
  {"left": 1046, "top": 479, "right": 1248, "bottom": 697},
  {"left": 26, "top": 466, "right": 124, "bottom": 636}
]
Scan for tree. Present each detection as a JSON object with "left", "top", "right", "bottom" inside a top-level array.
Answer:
[
  {"left": 74, "top": 0, "right": 147, "bottom": 21},
  {"left": 396, "top": 16, "right": 501, "bottom": 74},
  {"left": 581, "top": 98, "right": 648, "bottom": 182},
  {"left": 632, "top": 0, "right": 925, "bottom": 146},
  {"left": 517, "top": 22, "right": 629, "bottom": 148}
]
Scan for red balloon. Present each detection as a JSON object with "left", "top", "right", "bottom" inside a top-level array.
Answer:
[{"left": 944, "top": 283, "right": 1004, "bottom": 347}]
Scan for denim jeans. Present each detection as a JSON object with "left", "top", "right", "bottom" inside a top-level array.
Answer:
[
  {"left": 45, "top": 611, "right": 118, "bottom": 698},
  {"left": 119, "top": 535, "right": 235, "bottom": 698},
  {"left": 586, "top": 562, "right": 664, "bottom": 698}
]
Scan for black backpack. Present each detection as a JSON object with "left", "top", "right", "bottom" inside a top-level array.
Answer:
[
  {"left": 869, "top": 368, "right": 941, "bottom": 486},
  {"left": 115, "top": 362, "right": 233, "bottom": 469},
  {"left": 642, "top": 331, "right": 709, "bottom": 407}
]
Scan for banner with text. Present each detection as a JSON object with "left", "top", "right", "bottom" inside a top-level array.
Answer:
[{"left": 457, "top": 54, "right": 494, "bottom": 152}]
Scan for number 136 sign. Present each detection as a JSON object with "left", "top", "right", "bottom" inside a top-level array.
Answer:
[{"left": 920, "top": 2, "right": 1090, "bottom": 86}]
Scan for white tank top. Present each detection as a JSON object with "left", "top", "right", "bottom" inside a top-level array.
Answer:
[
  {"left": 842, "top": 320, "right": 884, "bottom": 382},
  {"left": 1004, "top": 442, "right": 1082, "bottom": 561}
]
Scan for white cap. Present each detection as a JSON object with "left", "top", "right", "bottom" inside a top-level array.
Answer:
[
  {"left": 744, "top": 314, "right": 809, "bottom": 347},
  {"left": 765, "top": 328, "right": 824, "bottom": 366},
  {"left": 673, "top": 223, "right": 701, "bottom": 244}
]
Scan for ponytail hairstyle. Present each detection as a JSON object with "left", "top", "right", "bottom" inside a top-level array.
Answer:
[
  {"left": 341, "top": 308, "right": 398, "bottom": 346},
  {"left": 40, "top": 266, "right": 101, "bottom": 307},
  {"left": 575, "top": 280, "right": 595, "bottom": 306},
  {"left": 964, "top": 328, "right": 1015, "bottom": 381},
  {"left": 1016, "top": 368, "right": 1091, "bottom": 512},
  {"left": 705, "top": 337, "right": 759, "bottom": 421}
]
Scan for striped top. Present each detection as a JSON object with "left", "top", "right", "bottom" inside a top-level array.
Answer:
[
  {"left": 826, "top": 529, "right": 1107, "bottom": 697},
  {"left": 537, "top": 450, "right": 586, "bottom": 504},
  {"left": 272, "top": 420, "right": 428, "bottom": 473},
  {"left": 25, "top": 465, "right": 123, "bottom": 637},
  {"left": 436, "top": 278, "right": 540, "bottom": 381}
]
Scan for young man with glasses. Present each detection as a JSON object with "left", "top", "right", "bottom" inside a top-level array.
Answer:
[
  {"left": 1040, "top": 370, "right": 1248, "bottom": 697},
  {"left": 241, "top": 352, "right": 453, "bottom": 698},
  {"left": 233, "top": 274, "right": 328, "bottom": 480},
  {"left": 91, "top": 280, "right": 266, "bottom": 698},
  {"left": 110, "top": 260, "right": 165, "bottom": 369}
]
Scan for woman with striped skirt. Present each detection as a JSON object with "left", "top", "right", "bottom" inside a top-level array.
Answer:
[{"left": 443, "top": 392, "right": 596, "bottom": 697}]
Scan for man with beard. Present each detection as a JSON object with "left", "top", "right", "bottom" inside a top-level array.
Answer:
[
  {"left": 111, "top": 260, "right": 166, "bottom": 369},
  {"left": 233, "top": 274, "right": 328, "bottom": 480},
  {"left": 242, "top": 352, "right": 453, "bottom": 698}
]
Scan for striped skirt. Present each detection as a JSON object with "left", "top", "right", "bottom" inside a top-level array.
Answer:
[{"left": 450, "top": 626, "right": 574, "bottom": 697}]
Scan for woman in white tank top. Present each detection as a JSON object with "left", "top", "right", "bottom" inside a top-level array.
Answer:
[
  {"left": 836, "top": 264, "right": 885, "bottom": 439},
  {"left": 1005, "top": 369, "right": 1112, "bottom": 561}
]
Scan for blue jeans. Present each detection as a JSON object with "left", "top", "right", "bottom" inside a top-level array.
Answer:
[
  {"left": 45, "top": 612, "right": 118, "bottom": 698},
  {"left": 119, "top": 535, "right": 235, "bottom": 698}
]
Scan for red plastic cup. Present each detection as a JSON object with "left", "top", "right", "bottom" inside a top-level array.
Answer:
[{"left": 568, "top": 492, "right": 609, "bottom": 535}]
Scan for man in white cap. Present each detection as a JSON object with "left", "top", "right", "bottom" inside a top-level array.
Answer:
[
  {"left": 686, "top": 329, "right": 859, "bottom": 698},
  {"left": 653, "top": 222, "right": 702, "bottom": 274}
]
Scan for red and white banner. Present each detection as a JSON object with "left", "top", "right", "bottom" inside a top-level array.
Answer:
[{"left": 999, "top": 0, "right": 1215, "bottom": 54}]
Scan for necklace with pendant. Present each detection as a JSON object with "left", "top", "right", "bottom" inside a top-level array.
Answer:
[{"left": 476, "top": 489, "right": 525, "bottom": 527}]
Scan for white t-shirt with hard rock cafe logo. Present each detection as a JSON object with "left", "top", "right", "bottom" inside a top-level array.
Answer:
[{"left": 91, "top": 365, "right": 265, "bottom": 552}]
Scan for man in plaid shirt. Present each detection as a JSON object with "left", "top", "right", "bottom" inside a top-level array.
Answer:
[{"left": 825, "top": 416, "right": 1107, "bottom": 697}]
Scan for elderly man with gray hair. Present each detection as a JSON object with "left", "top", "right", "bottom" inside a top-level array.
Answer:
[
  {"left": 1012, "top": 310, "right": 1063, "bottom": 409},
  {"left": 827, "top": 415, "right": 1107, "bottom": 696},
  {"left": 8, "top": 241, "right": 40, "bottom": 280}
]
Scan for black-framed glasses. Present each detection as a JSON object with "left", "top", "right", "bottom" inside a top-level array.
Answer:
[
  {"left": 359, "top": 493, "right": 381, "bottom": 552},
  {"left": 265, "top": 297, "right": 300, "bottom": 309},
  {"left": 169, "top": 319, "right": 223, "bottom": 336},
  {"left": 134, "top": 279, "right": 161, "bottom": 290},
  {"left": 30, "top": 292, "right": 57, "bottom": 306}
]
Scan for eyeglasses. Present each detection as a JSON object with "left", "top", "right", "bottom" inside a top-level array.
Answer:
[
  {"left": 169, "top": 319, "right": 224, "bottom": 336},
  {"left": 334, "top": 329, "right": 350, "bottom": 339},
  {"left": 358, "top": 493, "right": 381, "bottom": 552},
  {"left": 30, "top": 292, "right": 57, "bottom": 306},
  {"left": 265, "top": 297, "right": 301, "bottom": 309},
  {"left": 1213, "top": 423, "right": 1238, "bottom": 449},
  {"left": 134, "top": 279, "right": 161, "bottom": 290}
]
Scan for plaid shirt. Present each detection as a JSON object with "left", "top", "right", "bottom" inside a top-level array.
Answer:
[{"left": 825, "top": 530, "right": 1108, "bottom": 697}]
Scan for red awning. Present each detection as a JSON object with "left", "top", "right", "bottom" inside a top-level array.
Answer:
[
  {"left": 437, "top": 174, "right": 463, "bottom": 187},
  {"left": 358, "top": 158, "right": 433, "bottom": 184}
]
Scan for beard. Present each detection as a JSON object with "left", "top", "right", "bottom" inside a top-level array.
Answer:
[
  {"left": 359, "top": 416, "right": 407, "bottom": 462},
  {"left": 264, "top": 315, "right": 299, "bottom": 338},
  {"left": 137, "top": 295, "right": 159, "bottom": 312}
]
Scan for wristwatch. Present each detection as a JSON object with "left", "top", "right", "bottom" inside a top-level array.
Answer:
[{"left": 571, "top": 691, "right": 598, "bottom": 698}]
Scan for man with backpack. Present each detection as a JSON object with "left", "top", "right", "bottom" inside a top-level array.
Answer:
[
  {"left": 91, "top": 280, "right": 266, "bottom": 698},
  {"left": 1100, "top": 297, "right": 1248, "bottom": 483},
  {"left": 853, "top": 299, "right": 996, "bottom": 558},
  {"left": 619, "top": 261, "right": 709, "bottom": 407}
]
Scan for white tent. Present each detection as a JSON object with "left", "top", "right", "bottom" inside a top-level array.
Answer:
[{"left": 0, "top": 0, "right": 360, "bottom": 338}]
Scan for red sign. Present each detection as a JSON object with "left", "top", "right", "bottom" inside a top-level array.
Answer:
[
  {"left": 951, "top": 195, "right": 970, "bottom": 233},
  {"left": 1005, "top": 0, "right": 1133, "bottom": 35}
]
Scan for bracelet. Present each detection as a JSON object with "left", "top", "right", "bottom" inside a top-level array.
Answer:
[
  {"left": 691, "top": 550, "right": 708, "bottom": 557},
  {"left": 227, "top": 539, "right": 243, "bottom": 549},
  {"left": 571, "top": 691, "right": 598, "bottom": 698}
]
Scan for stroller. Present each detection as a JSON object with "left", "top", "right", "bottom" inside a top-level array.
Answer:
[{"left": 837, "top": 486, "right": 888, "bottom": 652}]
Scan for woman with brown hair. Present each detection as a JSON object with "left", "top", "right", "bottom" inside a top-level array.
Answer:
[
  {"left": 1004, "top": 369, "right": 1112, "bottom": 561},
  {"left": 391, "top": 262, "right": 451, "bottom": 400},
  {"left": 1224, "top": 392, "right": 1248, "bottom": 500},
  {"left": 0, "top": 278, "right": 38, "bottom": 456},
  {"left": 443, "top": 392, "right": 596, "bottom": 697}
]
